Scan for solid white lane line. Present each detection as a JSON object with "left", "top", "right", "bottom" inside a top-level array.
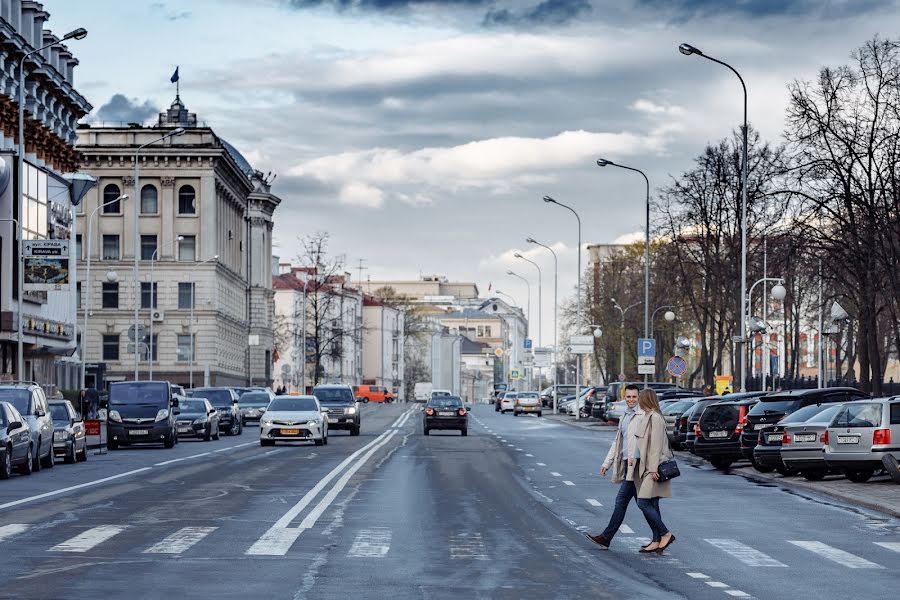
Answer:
[
  {"left": 563, "top": 481, "right": 575, "bottom": 486},
  {"left": 347, "top": 528, "right": 392, "bottom": 557},
  {"left": 874, "top": 542, "right": 900, "bottom": 553},
  {"left": 0, "top": 468, "right": 152, "bottom": 512},
  {"left": 50, "top": 525, "right": 127, "bottom": 553},
  {"left": 144, "top": 527, "right": 218, "bottom": 554},
  {"left": 788, "top": 541, "right": 883, "bottom": 568},
  {"left": 550, "top": 472, "right": 561, "bottom": 477},
  {"left": 449, "top": 532, "right": 488, "bottom": 560},
  {"left": 686, "top": 573, "right": 709, "bottom": 579},
  {"left": 586, "top": 499, "right": 602, "bottom": 507},
  {"left": 620, "top": 525, "right": 634, "bottom": 534},
  {"left": 155, "top": 451, "right": 212, "bottom": 466},
  {"left": 0, "top": 524, "right": 29, "bottom": 542},
  {"left": 704, "top": 539, "right": 787, "bottom": 567},
  {"left": 704, "top": 581, "right": 728, "bottom": 588},
  {"left": 724, "top": 591, "right": 751, "bottom": 598}
]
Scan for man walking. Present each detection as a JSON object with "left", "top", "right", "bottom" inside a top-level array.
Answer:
[
  {"left": 84, "top": 383, "right": 100, "bottom": 419},
  {"left": 586, "top": 384, "right": 641, "bottom": 549}
]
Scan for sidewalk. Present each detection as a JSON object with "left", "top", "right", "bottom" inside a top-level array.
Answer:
[{"left": 545, "top": 413, "right": 615, "bottom": 431}]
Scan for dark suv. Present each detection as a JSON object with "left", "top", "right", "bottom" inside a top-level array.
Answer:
[
  {"left": 313, "top": 384, "right": 360, "bottom": 435},
  {"left": 684, "top": 392, "right": 767, "bottom": 454},
  {"left": 106, "top": 381, "right": 180, "bottom": 449},
  {"left": 694, "top": 394, "right": 768, "bottom": 469},
  {"left": 741, "top": 388, "right": 868, "bottom": 462},
  {"left": 192, "top": 388, "right": 242, "bottom": 436}
]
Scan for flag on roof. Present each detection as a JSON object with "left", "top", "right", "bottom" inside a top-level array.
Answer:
[{"left": 170, "top": 66, "right": 179, "bottom": 83}]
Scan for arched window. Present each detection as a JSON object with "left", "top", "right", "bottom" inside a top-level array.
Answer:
[
  {"left": 178, "top": 185, "right": 196, "bottom": 214},
  {"left": 102, "top": 184, "right": 121, "bottom": 214},
  {"left": 140, "top": 184, "right": 158, "bottom": 214}
]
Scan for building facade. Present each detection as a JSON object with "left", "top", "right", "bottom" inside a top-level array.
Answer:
[
  {"left": 362, "top": 296, "right": 405, "bottom": 398},
  {"left": 0, "top": 1, "right": 92, "bottom": 391},
  {"left": 75, "top": 96, "right": 279, "bottom": 388}
]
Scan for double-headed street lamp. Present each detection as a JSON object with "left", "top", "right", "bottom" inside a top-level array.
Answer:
[
  {"left": 148, "top": 235, "right": 184, "bottom": 379},
  {"left": 746, "top": 277, "right": 786, "bottom": 389},
  {"left": 611, "top": 298, "right": 641, "bottom": 380},
  {"left": 526, "top": 237, "right": 559, "bottom": 412},
  {"left": 679, "top": 42, "right": 752, "bottom": 391},
  {"left": 507, "top": 270, "right": 531, "bottom": 386},
  {"left": 515, "top": 253, "right": 542, "bottom": 391}
]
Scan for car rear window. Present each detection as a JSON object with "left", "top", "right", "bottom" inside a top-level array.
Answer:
[
  {"left": 700, "top": 404, "right": 740, "bottom": 429},
  {"left": 892, "top": 403, "right": 900, "bottom": 425},
  {"left": 833, "top": 403, "right": 882, "bottom": 428},
  {"left": 313, "top": 387, "right": 354, "bottom": 404},
  {"left": 748, "top": 397, "right": 803, "bottom": 416},
  {"left": 780, "top": 403, "right": 835, "bottom": 424},
  {"left": 519, "top": 393, "right": 539, "bottom": 399},
  {"left": 429, "top": 397, "right": 462, "bottom": 408},
  {"left": 193, "top": 389, "right": 233, "bottom": 407}
]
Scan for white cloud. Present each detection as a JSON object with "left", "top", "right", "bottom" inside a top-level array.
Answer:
[
  {"left": 339, "top": 182, "right": 384, "bottom": 208},
  {"left": 612, "top": 231, "right": 644, "bottom": 244},
  {"left": 631, "top": 98, "right": 684, "bottom": 116}
]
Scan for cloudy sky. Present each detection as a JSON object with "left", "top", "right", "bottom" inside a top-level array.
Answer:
[{"left": 50, "top": 0, "right": 899, "bottom": 345}]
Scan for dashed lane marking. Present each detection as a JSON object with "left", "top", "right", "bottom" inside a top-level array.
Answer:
[
  {"left": 347, "top": 528, "right": 392, "bottom": 558},
  {"left": 704, "top": 539, "right": 787, "bottom": 567},
  {"left": 50, "top": 525, "right": 127, "bottom": 553},
  {"left": 788, "top": 541, "right": 884, "bottom": 569},
  {"left": 686, "top": 573, "right": 709, "bottom": 579},
  {"left": 724, "top": 591, "right": 751, "bottom": 598},
  {"left": 525, "top": 453, "right": 534, "bottom": 457},
  {"left": 586, "top": 499, "right": 602, "bottom": 507},
  {"left": 536, "top": 462, "right": 546, "bottom": 466},
  {"left": 704, "top": 582, "right": 729, "bottom": 588},
  {"left": 144, "top": 527, "right": 218, "bottom": 554}
]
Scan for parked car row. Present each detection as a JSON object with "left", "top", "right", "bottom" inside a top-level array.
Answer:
[{"left": 495, "top": 391, "right": 544, "bottom": 416}]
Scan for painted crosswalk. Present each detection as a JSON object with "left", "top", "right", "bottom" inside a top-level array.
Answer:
[
  {"left": 50, "top": 525, "right": 127, "bottom": 553},
  {"left": 788, "top": 540, "right": 884, "bottom": 569},
  {"left": 347, "top": 528, "right": 392, "bottom": 557},
  {"left": 705, "top": 538, "right": 787, "bottom": 567},
  {"left": 0, "top": 524, "right": 29, "bottom": 543},
  {"left": 144, "top": 527, "right": 218, "bottom": 554},
  {"left": 449, "top": 532, "right": 488, "bottom": 560}
]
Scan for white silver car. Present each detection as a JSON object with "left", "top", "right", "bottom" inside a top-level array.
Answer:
[
  {"left": 513, "top": 392, "right": 542, "bottom": 417},
  {"left": 500, "top": 392, "right": 517, "bottom": 414},
  {"left": 260, "top": 395, "right": 329, "bottom": 447}
]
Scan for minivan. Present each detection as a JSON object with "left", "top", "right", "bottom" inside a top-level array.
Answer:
[
  {"left": 106, "top": 381, "right": 180, "bottom": 449},
  {"left": 353, "top": 385, "right": 394, "bottom": 403}
]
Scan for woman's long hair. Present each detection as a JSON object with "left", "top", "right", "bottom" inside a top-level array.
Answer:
[{"left": 638, "top": 388, "right": 663, "bottom": 415}]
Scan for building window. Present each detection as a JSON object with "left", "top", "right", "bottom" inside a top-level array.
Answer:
[
  {"left": 76, "top": 282, "right": 81, "bottom": 310},
  {"left": 178, "top": 185, "right": 196, "bottom": 214},
  {"left": 102, "top": 235, "right": 119, "bottom": 260},
  {"left": 140, "top": 184, "right": 158, "bottom": 214},
  {"left": 141, "top": 335, "right": 158, "bottom": 362},
  {"left": 485, "top": 326, "right": 492, "bottom": 337},
  {"left": 141, "top": 235, "right": 157, "bottom": 260},
  {"left": 102, "top": 334, "right": 119, "bottom": 360},
  {"left": 102, "top": 282, "right": 119, "bottom": 309},
  {"left": 178, "top": 282, "right": 194, "bottom": 309},
  {"left": 22, "top": 164, "right": 48, "bottom": 240},
  {"left": 178, "top": 235, "right": 195, "bottom": 261},
  {"left": 476, "top": 326, "right": 484, "bottom": 338},
  {"left": 102, "top": 184, "right": 121, "bottom": 214},
  {"left": 141, "top": 282, "right": 158, "bottom": 309},
  {"left": 176, "top": 334, "right": 194, "bottom": 362},
  {"left": 75, "top": 234, "right": 82, "bottom": 260}
]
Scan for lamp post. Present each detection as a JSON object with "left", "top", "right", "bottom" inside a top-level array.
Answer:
[
  {"left": 148, "top": 235, "right": 184, "bottom": 379},
  {"left": 16, "top": 27, "right": 87, "bottom": 380},
  {"left": 543, "top": 195, "right": 582, "bottom": 417},
  {"left": 81, "top": 195, "right": 129, "bottom": 387},
  {"left": 650, "top": 306, "right": 676, "bottom": 338},
  {"left": 527, "top": 237, "right": 559, "bottom": 412},
  {"left": 507, "top": 270, "right": 531, "bottom": 387},
  {"left": 494, "top": 289, "right": 518, "bottom": 307},
  {"left": 514, "top": 252, "right": 542, "bottom": 391},
  {"left": 132, "top": 127, "right": 185, "bottom": 381},
  {"left": 679, "top": 42, "right": 750, "bottom": 391},
  {"left": 611, "top": 298, "right": 641, "bottom": 380},
  {"left": 746, "top": 277, "right": 786, "bottom": 390},
  {"left": 300, "top": 277, "right": 312, "bottom": 394},
  {"left": 188, "top": 255, "right": 219, "bottom": 388}
]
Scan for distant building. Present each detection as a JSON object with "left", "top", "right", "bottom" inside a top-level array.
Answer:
[{"left": 362, "top": 295, "right": 405, "bottom": 398}]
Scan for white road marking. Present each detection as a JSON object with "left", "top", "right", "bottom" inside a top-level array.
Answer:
[
  {"left": 563, "top": 481, "right": 575, "bottom": 486},
  {"left": 874, "top": 542, "right": 900, "bottom": 553},
  {"left": 144, "top": 527, "right": 218, "bottom": 554},
  {"left": 264, "top": 448, "right": 287, "bottom": 456},
  {"left": 550, "top": 472, "right": 561, "bottom": 477},
  {"left": 724, "top": 591, "right": 751, "bottom": 598},
  {"left": 536, "top": 462, "right": 546, "bottom": 466},
  {"left": 525, "top": 453, "right": 534, "bottom": 457},
  {"left": 50, "top": 525, "right": 127, "bottom": 553},
  {"left": 686, "top": 573, "right": 709, "bottom": 579},
  {"left": 0, "top": 468, "right": 152, "bottom": 512},
  {"left": 449, "top": 532, "right": 488, "bottom": 560},
  {"left": 586, "top": 499, "right": 602, "bottom": 507},
  {"left": 154, "top": 451, "right": 213, "bottom": 466},
  {"left": 704, "top": 539, "right": 787, "bottom": 567},
  {"left": 347, "top": 528, "right": 392, "bottom": 557},
  {"left": 212, "top": 441, "right": 256, "bottom": 453},
  {"left": 788, "top": 541, "right": 884, "bottom": 568},
  {"left": 620, "top": 524, "right": 634, "bottom": 534},
  {"left": 704, "top": 581, "right": 729, "bottom": 588},
  {"left": 0, "top": 524, "right": 29, "bottom": 542}
]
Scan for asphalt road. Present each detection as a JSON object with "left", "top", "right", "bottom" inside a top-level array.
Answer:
[{"left": 1, "top": 403, "right": 898, "bottom": 599}]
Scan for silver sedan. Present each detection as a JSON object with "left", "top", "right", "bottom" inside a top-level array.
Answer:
[{"left": 260, "top": 395, "right": 329, "bottom": 447}]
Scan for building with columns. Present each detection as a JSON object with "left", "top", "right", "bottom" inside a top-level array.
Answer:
[
  {"left": 75, "top": 95, "right": 280, "bottom": 388},
  {"left": 0, "top": 1, "right": 93, "bottom": 390}
]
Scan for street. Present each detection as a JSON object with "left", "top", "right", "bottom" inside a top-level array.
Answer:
[{"left": 1, "top": 403, "right": 897, "bottom": 599}]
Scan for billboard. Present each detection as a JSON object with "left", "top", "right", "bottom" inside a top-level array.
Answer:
[{"left": 23, "top": 239, "right": 70, "bottom": 291}]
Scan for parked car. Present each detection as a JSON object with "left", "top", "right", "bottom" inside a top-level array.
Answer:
[
  {"left": 353, "top": 385, "right": 393, "bottom": 403},
  {"left": 500, "top": 392, "right": 517, "bottom": 414},
  {"left": 823, "top": 397, "right": 900, "bottom": 482},
  {"left": 540, "top": 384, "right": 576, "bottom": 408},
  {"left": 313, "top": 384, "right": 360, "bottom": 435},
  {"left": 1, "top": 401, "right": 34, "bottom": 478},
  {"left": 175, "top": 398, "right": 221, "bottom": 441},
  {"left": 741, "top": 388, "right": 868, "bottom": 462},
  {"left": 605, "top": 400, "right": 628, "bottom": 423},
  {"left": 0, "top": 383, "right": 55, "bottom": 471},
  {"left": 192, "top": 388, "right": 243, "bottom": 436},
  {"left": 239, "top": 391, "right": 271, "bottom": 426},
  {"left": 513, "top": 392, "right": 542, "bottom": 417},
  {"left": 49, "top": 400, "right": 87, "bottom": 464},
  {"left": 686, "top": 392, "right": 767, "bottom": 454},
  {"left": 260, "top": 395, "right": 329, "bottom": 446},
  {"left": 557, "top": 395, "right": 576, "bottom": 415},
  {"left": 424, "top": 395, "right": 468, "bottom": 436},
  {"left": 603, "top": 381, "right": 684, "bottom": 416},
  {"left": 753, "top": 403, "right": 845, "bottom": 475},
  {"left": 780, "top": 404, "right": 847, "bottom": 480},
  {"left": 578, "top": 386, "right": 607, "bottom": 418},
  {"left": 663, "top": 399, "right": 699, "bottom": 449},
  {"left": 106, "top": 381, "right": 180, "bottom": 449},
  {"left": 694, "top": 394, "right": 767, "bottom": 470}
]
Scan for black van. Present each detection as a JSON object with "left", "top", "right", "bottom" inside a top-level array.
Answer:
[{"left": 106, "top": 381, "right": 180, "bottom": 449}]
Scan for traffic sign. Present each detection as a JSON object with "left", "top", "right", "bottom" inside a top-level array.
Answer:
[
  {"left": 524, "top": 339, "right": 533, "bottom": 349},
  {"left": 666, "top": 355, "right": 688, "bottom": 377},
  {"left": 637, "top": 338, "right": 656, "bottom": 358},
  {"left": 638, "top": 364, "right": 656, "bottom": 375},
  {"left": 523, "top": 354, "right": 535, "bottom": 367},
  {"left": 570, "top": 335, "right": 594, "bottom": 346},
  {"left": 494, "top": 347, "right": 504, "bottom": 358},
  {"left": 638, "top": 356, "right": 655, "bottom": 365},
  {"left": 618, "top": 373, "right": 626, "bottom": 382},
  {"left": 533, "top": 347, "right": 551, "bottom": 368},
  {"left": 128, "top": 324, "right": 147, "bottom": 342},
  {"left": 510, "top": 369, "right": 520, "bottom": 380}
]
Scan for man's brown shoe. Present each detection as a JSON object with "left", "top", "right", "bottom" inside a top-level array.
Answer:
[{"left": 585, "top": 533, "right": 610, "bottom": 549}]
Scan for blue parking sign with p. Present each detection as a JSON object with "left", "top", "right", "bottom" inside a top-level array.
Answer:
[{"left": 638, "top": 338, "right": 656, "bottom": 357}]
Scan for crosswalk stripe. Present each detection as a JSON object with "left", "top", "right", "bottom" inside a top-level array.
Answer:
[
  {"left": 563, "top": 481, "right": 575, "bottom": 486},
  {"left": 874, "top": 542, "right": 900, "bottom": 553},
  {"left": 348, "top": 528, "right": 392, "bottom": 557},
  {"left": 144, "top": 527, "right": 218, "bottom": 554},
  {"left": 788, "top": 541, "right": 883, "bottom": 568},
  {"left": 620, "top": 524, "right": 634, "bottom": 534},
  {"left": 536, "top": 462, "right": 546, "bottom": 466},
  {"left": 0, "top": 524, "right": 29, "bottom": 542},
  {"left": 50, "top": 525, "right": 127, "bottom": 553},
  {"left": 704, "top": 581, "right": 729, "bottom": 588},
  {"left": 705, "top": 538, "right": 787, "bottom": 567},
  {"left": 586, "top": 499, "right": 602, "bottom": 507},
  {"left": 449, "top": 532, "right": 488, "bottom": 560},
  {"left": 724, "top": 591, "right": 751, "bottom": 598},
  {"left": 550, "top": 472, "right": 562, "bottom": 477}
]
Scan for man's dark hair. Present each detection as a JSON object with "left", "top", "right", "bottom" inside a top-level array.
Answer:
[{"left": 624, "top": 384, "right": 641, "bottom": 394}]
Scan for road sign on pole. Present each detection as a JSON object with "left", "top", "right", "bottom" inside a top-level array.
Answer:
[
  {"left": 637, "top": 364, "right": 656, "bottom": 375},
  {"left": 128, "top": 324, "right": 147, "bottom": 342},
  {"left": 524, "top": 339, "right": 533, "bottom": 349},
  {"left": 637, "top": 338, "right": 656, "bottom": 358},
  {"left": 665, "top": 355, "right": 688, "bottom": 377}
]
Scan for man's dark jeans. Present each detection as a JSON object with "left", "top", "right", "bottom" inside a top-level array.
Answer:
[{"left": 600, "top": 478, "right": 637, "bottom": 540}]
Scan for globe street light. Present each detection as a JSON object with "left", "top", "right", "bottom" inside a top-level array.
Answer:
[{"left": 611, "top": 298, "right": 641, "bottom": 381}]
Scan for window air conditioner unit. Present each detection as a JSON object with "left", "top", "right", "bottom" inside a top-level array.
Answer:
[{"left": 151, "top": 310, "right": 165, "bottom": 322}]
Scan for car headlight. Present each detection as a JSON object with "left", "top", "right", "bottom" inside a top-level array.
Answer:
[
  {"left": 155, "top": 409, "right": 170, "bottom": 422},
  {"left": 108, "top": 410, "right": 122, "bottom": 423},
  {"left": 307, "top": 420, "right": 319, "bottom": 427},
  {"left": 194, "top": 417, "right": 208, "bottom": 425},
  {"left": 346, "top": 407, "right": 357, "bottom": 415},
  {"left": 262, "top": 419, "right": 274, "bottom": 427}
]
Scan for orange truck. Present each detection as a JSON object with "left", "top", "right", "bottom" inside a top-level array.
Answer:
[{"left": 353, "top": 385, "right": 394, "bottom": 403}]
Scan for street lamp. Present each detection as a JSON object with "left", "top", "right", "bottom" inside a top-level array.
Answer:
[
  {"left": 679, "top": 41, "right": 750, "bottom": 391},
  {"left": 148, "top": 235, "right": 184, "bottom": 378},
  {"left": 133, "top": 127, "right": 186, "bottom": 381},
  {"left": 611, "top": 298, "right": 641, "bottom": 381},
  {"left": 81, "top": 194, "right": 129, "bottom": 387},
  {"left": 494, "top": 289, "right": 518, "bottom": 307},
  {"left": 650, "top": 305, "right": 676, "bottom": 338},
  {"left": 543, "top": 195, "right": 583, "bottom": 418},
  {"left": 507, "top": 269, "right": 532, "bottom": 388},
  {"left": 188, "top": 255, "right": 218, "bottom": 388},
  {"left": 527, "top": 237, "right": 559, "bottom": 413},
  {"left": 515, "top": 252, "right": 542, "bottom": 392},
  {"left": 16, "top": 27, "right": 88, "bottom": 380}
]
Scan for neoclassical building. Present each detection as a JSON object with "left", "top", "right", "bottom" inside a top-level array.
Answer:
[{"left": 76, "top": 96, "right": 279, "bottom": 388}]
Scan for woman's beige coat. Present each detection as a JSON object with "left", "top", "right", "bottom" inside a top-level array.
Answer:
[{"left": 626, "top": 410, "right": 673, "bottom": 499}]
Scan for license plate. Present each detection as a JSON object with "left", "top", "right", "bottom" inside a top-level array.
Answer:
[
  {"left": 837, "top": 435, "right": 859, "bottom": 444},
  {"left": 755, "top": 423, "right": 770, "bottom": 430},
  {"left": 709, "top": 430, "right": 728, "bottom": 438},
  {"left": 281, "top": 429, "right": 300, "bottom": 435},
  {"left": 767, "top": 434, "right": 782, "bottom": 443},
  {"left": 130, "top": 429, "right": 149, "bottom": 435},
  {"left": 795, "top": 434, "right": 816, "bottom": 443},
  {"left": 327, "top": 418, "right": 338, "bottom": 423},
  {"left": 439, "top": 411, "right": 455, "bottom": 416},
  {"left": 178, "top": 427, "right": 191, "bottom": 433},
  {"left": 54, "top": 432, "right": 67, "bottom": 441}
]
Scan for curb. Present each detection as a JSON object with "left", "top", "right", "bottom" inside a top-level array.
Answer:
[{"left": 545, "top": 415, "right": 613, "bottom": 432}]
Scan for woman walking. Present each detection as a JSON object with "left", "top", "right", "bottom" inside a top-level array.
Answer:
[{"left": 627, "top": 388, "right": 676, "bottom": 553}]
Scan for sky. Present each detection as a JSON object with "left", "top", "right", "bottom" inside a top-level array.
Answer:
[{"left": 47, "top": 0, "right": 900, "bottom": 347}]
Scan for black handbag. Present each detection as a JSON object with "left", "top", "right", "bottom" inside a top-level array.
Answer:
[{"left": 655, "top": 416, "right": 681, "bottom": 482}]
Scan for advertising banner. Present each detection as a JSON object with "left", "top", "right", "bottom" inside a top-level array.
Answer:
[{"left": 23, "top": 239, "right": 70, "bottom": 291}]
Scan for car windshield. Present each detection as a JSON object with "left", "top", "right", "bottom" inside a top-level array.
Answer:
[
  {"left": 240, "top": 393, "right": 270, "bottom": 408},
  {"left": 269, "top": 397, "right": 319, "bottom": 412},
  {"left": 833, "top": 403, "right": 882, "bottom": 428},
  {"left": 748, "top": 397, "right": 803, "bottom": 416},
  {"left": 179, "top": 399, "right": 208, "bottom": 414},
  {"left": 780, "top": 403, "right": 835, "bottom": 424},
  {"left": 664, "top": 400, "right": 693, "bottom": 415},
  {"left": 314, "top": 387, "right": 354, "bottom": 404},
  {"left": 0, "top": 389, "right": 31, "bottom": 413},
  {"left": 429, "top": 397, "right": 463, "bottom": 408},
  {"left": 193, "top": 389, "right": 233, "bottom": 408},
  {"left": 519, "top": 393, "right": 539, "bottom": 399},
  {"left": 49, "top": 403, "right": 70, "bottom": 421},
  {"left": 109, "top": 382, "right": 169, "bottom": 407}
]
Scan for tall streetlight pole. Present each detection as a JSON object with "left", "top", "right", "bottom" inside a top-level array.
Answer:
[
  {"left": 507, "top": 270, "right": 531, "bottom": 387},
  {"left": 543, "top": 195, "right": 582, "bottom": 418},
  {"left": 81, "top": 195, "right": 129, "bottom": 387},
  {"left": 133, "top": 127, "right": 185, "bottom": 381},
  {"left": 148, "top": 235, "right": 184, "bottom": 379},
  {"left": 678, "top": 42, "right": 750, "bottom": 391},
  {"left": 494, "top": 289, "right": 518, "bottom": 307},
  {"left": 189, "top": 255, "right": 219, "bottom": 388},
  {"left": 596, "top": 158, "right": 651, "bottom": 382},
  {"left": 611, "top": 299, "right": 641, "bottom": 380},
  {"left": 17, "top": 27, "right": 87, "bottom": 380},
  {"left": 515, "top": 253, "right": 542, "bottom": 391},
  {"left": 527, "top": 237, "right": 559, "bottom": 413}
]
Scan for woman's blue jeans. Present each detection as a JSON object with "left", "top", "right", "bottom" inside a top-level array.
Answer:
[{"left": 637, "top": 497, "right": 669, "bottom": 542}]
